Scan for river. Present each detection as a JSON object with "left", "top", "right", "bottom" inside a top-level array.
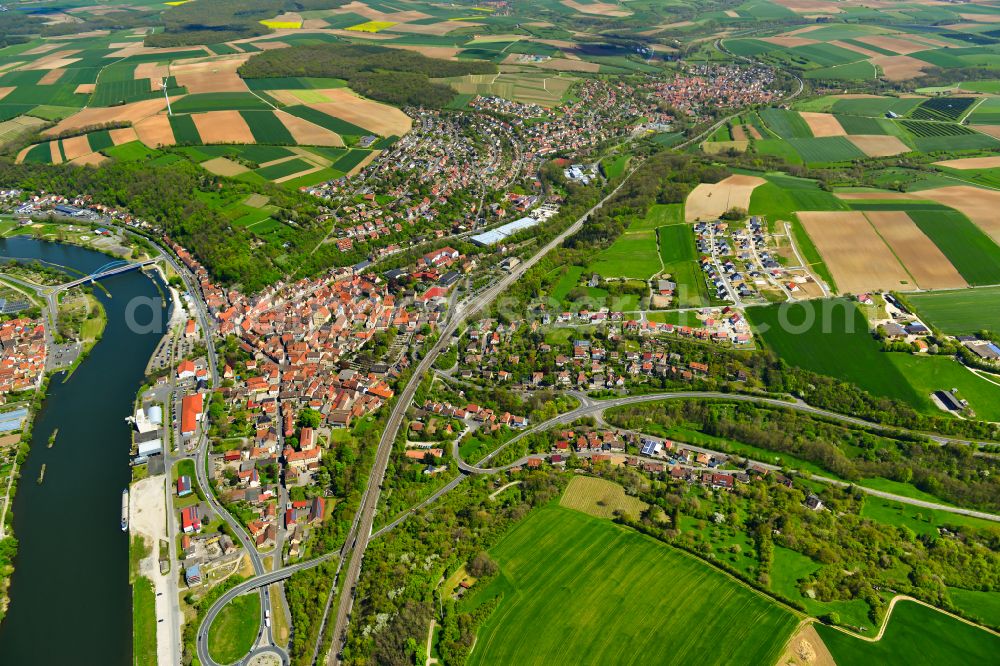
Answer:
[{"left": 0, "top": 236, "right": 168, "bottom": 665}]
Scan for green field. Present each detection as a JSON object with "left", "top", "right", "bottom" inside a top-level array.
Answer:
[
  {"left": 168, "top": 115, "right": 202, "bottom": 144},
  {"left": 239, "top": 110, "right": 295, "bottom": 144},
  {"left": 464, "top": 505, "right": 798, "bottom": 666},
  {"left": 254, "top": 157, "right": 316, "bottom": 180},
  {"left": 907, "top": 287, "right": 1000, "bottom": 334},
  {"left": 601, "top": 154, "right": 629, "bottom": 180},
  {"left": 948, "top": 588, "right": 1000, "bottom": 627},
  {"left": 208, "top": 593, "right": 260, "bottom": 664},
  {"left": 133, "top": 577, "right": 157, "bottom": 666},
  {"left": 171, "top": 93, "right": 271, "bottom": 114},
  {"left": 861, "top": 496, "right": 997, "bottom": 539},
  {"left": 832, "top": 96, "right": 924, "bottom": 117},
  {"left": 587, "top": 229, "right": 660, "bottom": 280},
  {"left": 889, "top": 353, "right": 1000, "bottom": 421},
  {"left": 284, "top": 105, "right": 371, "bottom": 137},
  {"left": 787, "top": 136, "right": 867, "bottom": 163},
  {"left": 906, "top": 210, "right": 1000, "bottom": 285},
  {"left": 747, "top": 300, "right": 922, "bottom": 404},
  {"left": 816, "top": 600, "right": 1000, "bottom": 665},
  {"left": 834, "top": 114, "right": 894, "bottom": 135},
  {"left": 760, "top": 108, "right": 813, "bottom": 139},
  {"left": 658, "top": 223, "right": 709, "bottom": 307},
  {"left": 770, "top": 547, "right": 873, "bottom": 630}
]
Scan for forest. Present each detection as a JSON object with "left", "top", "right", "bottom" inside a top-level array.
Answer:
[{"left": 238, "top": 43, "right": 497, "bottom": 108}]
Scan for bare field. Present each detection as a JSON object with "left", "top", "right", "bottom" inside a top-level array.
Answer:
[
  {"left": 685, "top": 174, "right": 766, "bottom": 222},
  {"left": 46, "top": 97, "right": 171, "bottom": 135},
  {"left": 506, "top": 55, "right": 600, "bottom": 73},
  {"left": 171, "top": 55, "right": 251, "bottom": 93},
  {"left": 865, "top": 211, "right": 967, "bottom": 289},
  {"left": 310, "top": 88, "right": 412, "bottom": 136},
  {"left": 38, "top": 68, "right": 65, "bottom": 85},
  {"left": 384, "top": 44, "right": 461, "bottom": 59},
  {"left": 800, "top": 112, "right": 846, "bottom": 137},
  {"left": 109, "top": 127, "right": 140, "bottom": 145},
  {"left": 134, "top": 62, "right": 169, "bottom": 82},
  {"left": 778, "top": 624, "right": 837, "bottom": 666},
  {"left": 933, "top": 155, "right": 1000, "bottom": 169},
  {"left": 0, "top": 87, "right": 13, "bottom": 102},
  {"left": 798, "top": 211, "right": 911, "bottom": 294},
  {"left": 830, "top": 40, "right": 882, "bottom": 58},
  {"left": 60, "top": 135, "right": 93, "bottom": 161},
  {"left": 70, "top": 152, "right": 108, "bottom": 167},
  {"left": 848, "top": 134, "right": 911, "bottom": 157},
  {"left": 909, "top": 186, "right": 1000, "bottom": 245},
  {"left": 560, "top": 0, "right": 631, "bottom": 17},
  {"left": 857, "top": 35, "right": 928, "bottom": 55},
  {"left": 200, "top": 156, "right": 249, "bottom": 176},
  {"left": 134, "top": 115, "right": 176, "bottom": 147},
  {"left": 969, "top": 125, "right": 1000, "bottom": 140},
  {"left": 191, "top": 110, "right": 255, "bottom": 144},
  {"left": 871, "top": 55, "right": 929, "bottom": 80},
  {"left": 274, "top": 110, "right": 344, "bottom": 146}
]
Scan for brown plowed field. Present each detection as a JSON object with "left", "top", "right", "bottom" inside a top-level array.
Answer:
[{"left": 797, "top": 211, "right": 910, "bottom": 293}]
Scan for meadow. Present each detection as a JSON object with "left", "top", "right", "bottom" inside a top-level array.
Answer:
[
  {"left": 586, "top": 229, "right": 660, "bottom": 279},
  {"left": 464, "top": 505, "right": 798, "bottom": 666},
  {"left": 770, "top": 546, "right": 872, "bottom": 630},
  {"left": 907, "top": 287, "right": 1000, "bottom": 334},
  {"left": 747, "top": 300, "right": 922, "bottom": 405},
  {"left": 208, "top": 592, "right": 260, "bottom": 664},
  {"left": 860, "top": 496, "right": 997, "bottom": 539},
  {"left": 658, "top": 223, "right": 708, "bottom": 307},
  {"left": 889, "top": 354, "right": 1000, "bottom": 422},
  {"left": 559, "top": 476, "right": 647, "bottom": 520},
  {"left": 816, "top": 600, "right": 1000, "bottom": 665},
  {"left": 948, "top": 588, "right": 1000, "bottom": 628}
]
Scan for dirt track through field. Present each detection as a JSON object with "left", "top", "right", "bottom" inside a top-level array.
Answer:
[
  {"left": 864, "top": 211, "right": 967, "bottom": 289},
  {"left": 798, "top": 211, "right": 911, "bottom": 293}
]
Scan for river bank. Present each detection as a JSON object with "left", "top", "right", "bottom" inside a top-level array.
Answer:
[{"left": 0, "top": 236, "right": 169, "bottom": 664}]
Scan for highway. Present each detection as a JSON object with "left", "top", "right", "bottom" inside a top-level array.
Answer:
[{"left": 324, "top": 168, "right": 644, "bottom": 664}]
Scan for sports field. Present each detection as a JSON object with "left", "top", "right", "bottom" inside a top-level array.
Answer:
[
  {"left": 816, "top": 600, "right": 1000, "bottom": 665},
  {"left": 907, "top": 287, "right": 1000, "bottom": 334},
  {"left": 747, "top": 300, "right": 922, "bottom": 405},
  {"left": 465, "top": 506, "right": 798, "bottom": 666}
]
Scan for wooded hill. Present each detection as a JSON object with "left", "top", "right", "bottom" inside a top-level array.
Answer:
[{"left": 238, "top": 43, "right": 497, "bottom": 108}]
